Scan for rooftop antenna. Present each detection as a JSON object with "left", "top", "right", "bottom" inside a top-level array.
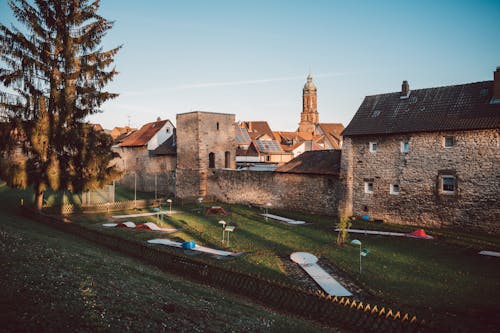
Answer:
[{"left": 127, "top": 115, "right": 131, "bottom": 127}]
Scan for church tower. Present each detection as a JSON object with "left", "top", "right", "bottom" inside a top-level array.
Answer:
[{"left": 298, "top": 73, "right": 319, "bottom": 133}]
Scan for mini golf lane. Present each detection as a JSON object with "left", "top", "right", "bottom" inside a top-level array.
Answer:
[
  {"left": 148, "top": 239, "right": 237, "bottom": 257},
  {"left": 290, "top": 252, "right": 352, "bottom": 297}
]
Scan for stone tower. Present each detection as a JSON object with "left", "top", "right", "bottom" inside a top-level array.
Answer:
[
  {"left": 298, "top": 73, "right": 319, "bottom": 133},
  {"left": 175, "top": 111, "right": 235, "bottom": 198}
]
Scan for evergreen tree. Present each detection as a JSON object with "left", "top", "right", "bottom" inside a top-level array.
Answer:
[{"left": 0, "top": 0, "right": 121, "bottom": 210}]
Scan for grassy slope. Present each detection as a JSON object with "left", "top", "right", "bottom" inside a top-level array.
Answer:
[{"left": 0, "top": 185, "right": 336, "bottom": 333}]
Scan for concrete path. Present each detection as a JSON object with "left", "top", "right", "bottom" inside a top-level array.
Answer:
[{"left": 290, "top": 252, "right": 352, "bottom": 297}]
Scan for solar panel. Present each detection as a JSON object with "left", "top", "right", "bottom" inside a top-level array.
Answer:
[
  {"left": 235, "top": 126, "right": 251, "bottom": 143},
  {"left": 256, "top": 140, "right": 282, "bottom": 153}
]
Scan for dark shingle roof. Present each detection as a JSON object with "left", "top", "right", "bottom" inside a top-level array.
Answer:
[
  {"left": 342, "top": 81, "right": 500, "bottom": 136},
  {"left": 152, "top": 130, "right": 176, "bottom": 156},
  {"left": 275, "top": 150, "right": 341, "bottom": 176}
]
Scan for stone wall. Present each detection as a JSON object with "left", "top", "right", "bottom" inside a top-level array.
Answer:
[
  {"left": 342, "top": 129, "right": 500, "bottom": 233},
  {"left": 113, "top": 146, "right": 176, "bottom": 195},
  {"left": 207, "top": 169, "right": 340, "bottom": 216},
  {"left": 176, "top": 111, "right": 236, "bottom": 198}
]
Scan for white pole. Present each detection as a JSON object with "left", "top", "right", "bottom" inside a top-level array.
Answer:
[{"left": 359, "top": 243, "right": 362, "bottom": 274}]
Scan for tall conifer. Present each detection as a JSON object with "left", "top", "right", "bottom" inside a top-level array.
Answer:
[{"left": 0, "top": 0, "right": 121, "bottom": 210}]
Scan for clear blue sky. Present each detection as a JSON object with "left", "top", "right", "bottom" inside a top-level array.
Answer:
[{"left": 1, "top": 0, "right": 499, "bottom": 131}]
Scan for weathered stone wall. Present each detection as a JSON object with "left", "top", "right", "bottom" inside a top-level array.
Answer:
[
  {"left": 343, "top": 129, "right": 500, "bottom": 233},
  {"left": 176, "top": 111, "right": 236, "bottom": 198},
  {"left": 207, "top": 169, "right": 340, "bottom": 216},
  {"left": 113, "top": 146, "right": 176, "bottom": 195}
]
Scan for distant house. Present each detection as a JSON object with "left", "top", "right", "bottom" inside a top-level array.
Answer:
[
  {"left": 236, "top": 121, "right": 293, "bottom": 167},
  {"left": 340, "top": 68, "right": 500, "bottom": 232},
  {"left": 113, "top": 118, "right": 176, "bottom": 195},
  {"left": 110, "top": 126, "right": 136, "bottom": 145}
]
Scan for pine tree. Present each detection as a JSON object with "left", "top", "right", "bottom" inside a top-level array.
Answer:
[{"left": 0, "top": 0, "right": 121, "bottom": 211}]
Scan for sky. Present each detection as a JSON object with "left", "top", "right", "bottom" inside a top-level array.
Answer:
[{"left": 1, "top": 0, "right": 500, "bottom": 131}]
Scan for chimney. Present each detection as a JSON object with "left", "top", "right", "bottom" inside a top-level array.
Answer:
[
  {"left": 494, "top": 67, "right": 500, "bottom": 101},
  {"left": 400, "top": 80, "right": 410, "bottom": 99},
  {"left": 157, "top": 116, "right": 161, "bottom": 122}
]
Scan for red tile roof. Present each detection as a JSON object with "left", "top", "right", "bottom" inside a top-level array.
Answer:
[
  {"left": 119, "top": 119, "right": 169, "bottom": 147},
  {"left": 241, "top": 121, "right": 274, "bottom": 140},
  {"left": 343, "top": 81, "right": 500, "bottom": 136}
]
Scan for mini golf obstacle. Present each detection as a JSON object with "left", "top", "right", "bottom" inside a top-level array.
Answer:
[
  {"left": 479, "top": 250, "right": 500, "bottom": 258},
  {"left": 334, "top": 228, "right": 433, "bottom": 239},
  {"left": 290, "top": 252, "right": 352, "bottom": 297},
  {"left": 261, "top": 214, "right": 306, "bottom": 225},
  {"left": 148, "top": 239, "right": 240, "bottom": 257},
  {"left": 112, "top": 211, "right": 169, "bottom": 219},
  {"left": 103, "top": 222, "right": 177, "bottom": 233}
]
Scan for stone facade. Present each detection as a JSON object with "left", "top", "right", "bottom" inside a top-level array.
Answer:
[
  {"left": 176, "top": 111, "right": 236, "bottom": 198},
  {"left": 341, "top": 129, "right": 500, "bottom": 232},
  {"left": 113, "top": 145, "right": 176, "bottom": 195},
  {"left": 207, "top": 169, "right": 340, "bottom": 216}
]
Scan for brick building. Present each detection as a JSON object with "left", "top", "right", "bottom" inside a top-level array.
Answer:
[{"left": 340, "top": 68, "right": 500, "bottom": 232}]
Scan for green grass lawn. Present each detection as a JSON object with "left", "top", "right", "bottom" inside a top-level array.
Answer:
[
  {"left": 69, "top": 199, "right": 500, "bottom": 330},
  {"left": 0, "top": 184, "right": 335, "bottom": 332}
]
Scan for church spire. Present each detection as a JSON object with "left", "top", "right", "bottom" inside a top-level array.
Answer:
[{"left": 298, "top": 73, "right": 319, "bottom": 133}]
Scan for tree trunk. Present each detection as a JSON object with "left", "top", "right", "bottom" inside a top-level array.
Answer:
[{"left": 35, "top": 185, "right": 44, "bottom": 212}]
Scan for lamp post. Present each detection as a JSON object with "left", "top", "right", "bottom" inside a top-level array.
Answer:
[
  {"left": 351, "top": 239, "right": 362, "bottom": 274},
  {"left": 197, "top": 197, "right": 203, "bottom": 214},
  {"left": 265, "top": 202, "right": 271, "bottom": 221},
  {"left": 218, "top": 220, "right": 226, "bottom": 243},
  {"left": 167, "top": 199, "right": 172, "bottom": 215}
]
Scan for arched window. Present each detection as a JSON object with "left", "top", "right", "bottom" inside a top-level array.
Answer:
[
  {"left": 209, "top": 152, "right": 215, "bottom": 168},
  {"left": 224, "top": 151, "right": 230, "bottom": 168}
]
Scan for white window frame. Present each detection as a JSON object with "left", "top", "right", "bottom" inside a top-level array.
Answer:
[
  {"left": 444, "top": 136, "right": 455, "bottom": 148},
  {"left": 390, "top": 184, "right": 400, "bottom": 195},
  {"left": 369, "top": 142, "right": 377, "bottom": 153},
  {"left": 401, "top": 140, "right": 409, "bottom": 153},
  {"left": 364, "top": 181, "right": 374, "bottom": 194},
  {"left": 441, "top": 175, "right": 456, "bottom": 194}
]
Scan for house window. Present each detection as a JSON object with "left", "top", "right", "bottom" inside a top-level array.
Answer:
[
  {"left": 216, "top": 122, "right": 220, "bottom": 131},
  {"left": 208, "top": 152, "right": 215, "bottom": 168},
  {"left": 444, "top": 136, "right": 455, "bottom": 148},
  {"left": 441, "top": 175, "right": 456, "bottom": 194},
  {"left": 390, "top": 184, "right": 400, "bottom": 195},
  {"left": 369, "top": 142, "right": 377, "bottom": 153},
  {"left": 401, "top": 140, "right": 409, "bottom": 153},
  {"left": 166, "top": 127, "right": 170, "bottom": 134},
  {"left": 224, "top": 151, "right": 230, "bottom": 168},
  {"left": 266, "top": 155, "right": 271, "bottom": 162},
  {"left": 364, "top": 181, "right": 374, "bottom": 194}
]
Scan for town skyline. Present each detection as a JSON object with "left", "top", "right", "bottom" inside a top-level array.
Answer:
[{"left": 1, "top": 0, "right": 499, "bottom": 130}]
